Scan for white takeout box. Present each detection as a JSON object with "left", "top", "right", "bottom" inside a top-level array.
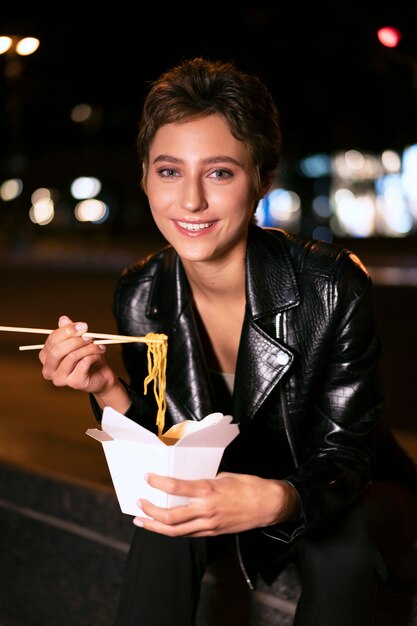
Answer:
[{"left": 86, "top": 407, "right": 239, "bottom": 516}]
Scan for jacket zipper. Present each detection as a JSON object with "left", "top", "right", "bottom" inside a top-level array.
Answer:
[
  {"left": 235, "top": 535, "right": 255, "bottom": 589},
  {"left": 276, "top": 312, "right": 299, "bottom": 468}
]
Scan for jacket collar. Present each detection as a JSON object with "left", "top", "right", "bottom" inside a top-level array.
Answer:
[{"left": 245, "top": 224, "right": 300, "bottom": 318}]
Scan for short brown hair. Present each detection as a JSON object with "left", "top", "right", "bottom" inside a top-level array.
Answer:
[{"left": 137, "top": 57, "right": 282, "bottom": 201}]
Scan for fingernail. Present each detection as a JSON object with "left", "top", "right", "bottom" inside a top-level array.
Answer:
[
  {"left": 75, "top": 322, "right": 88, "bottom": 333},
  {"left": 133, "top": 518, "right": 144, "bottom": 527},
  {"left": 98, "top": 344, "right": 106, "bottom": 351}
]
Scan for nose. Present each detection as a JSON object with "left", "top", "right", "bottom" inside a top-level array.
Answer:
[{"left": 180, "top": 176, "right": 208, "bottom": 213}]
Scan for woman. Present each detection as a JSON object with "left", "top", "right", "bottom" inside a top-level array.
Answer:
[{"left": 40, "top": 57, "right": 417, "bottom": 625}]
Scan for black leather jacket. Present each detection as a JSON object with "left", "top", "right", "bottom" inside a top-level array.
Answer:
[{"left": 110, "top": 224, "right": 417, "bottom": 584}]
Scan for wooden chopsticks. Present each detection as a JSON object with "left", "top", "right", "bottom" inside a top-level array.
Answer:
[{"left": 0, "top": 325, "right": 165, "bottom": 351}]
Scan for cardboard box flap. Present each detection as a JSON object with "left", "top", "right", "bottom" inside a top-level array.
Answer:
[
  {"left": 99, "top": 408, "right": 238, "bottom": 447},
  {"left": 101, "top": 407, "right": 163, "bottom": 445},
  {"left": 86, "top": 428, "right": 113, "bottom": 442},
  {"left": 162, "top": 412, "right": 231, "bottom": 440},
  {"left": 175, "top": 417, "right": 239, "bottom": 448}
]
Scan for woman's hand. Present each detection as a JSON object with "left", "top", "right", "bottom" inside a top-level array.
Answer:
[
  {"left": 39, "top": 315, "right": 129, "bottom": 411},
  {"left": 133, "top": 472, "right": 300, "bottom": 537}
]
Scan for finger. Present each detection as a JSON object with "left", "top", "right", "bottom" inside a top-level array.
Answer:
[
  {"left": 58, "top": 315, "right": 73, "bottom": 328},
  {"left": 135, "top": 517, "right": 219, "bottom": 538},
  {"left": 146, "top": 473, "right": 213, "bottom": 498},
  {"left": 138, "top": 493, "right": 217, "bottom": 529},
  {"left": 134, "top": 504, "right": 216, "bottom": 537},
  {"left": 42, "top": 341, "right": 102, "bottom": 382},
  {"left": 65, "top": 350, "right": 108, "bottom": 388},
  {"left": 139, "top": 497, "right": 198, "bottom": 523},
  {"left": 47, "top": 320, "right": 89, "bottom": 349},
  {"left": 39, "top": 317, "right": 75, "bottom": 364},
  {"left": 41, "top": 335, "right": 93, "bottom": 373},
  {"left": 55, "top": 345, "right": 106, "bottom": 382}
]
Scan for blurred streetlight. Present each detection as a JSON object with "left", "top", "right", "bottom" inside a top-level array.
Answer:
[
  {"left": 0, "top": 35, "right": 40, "bottom": 172},
  {"left": 0, "top": 36, "right": 40, "bottom": 57},
  {"left": 377, "top": 27, "right": 402, "bottom": 49},
  {"left": 376, "top": 26, "right": 417, "bottom": 76}
]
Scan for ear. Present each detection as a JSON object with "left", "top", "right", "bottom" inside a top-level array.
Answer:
[
  {"left": 141, "top": 162, "right": 148, "bottom": 193},
  {"left": 259, "top": 173, "right": 275, "bottom": 198}
]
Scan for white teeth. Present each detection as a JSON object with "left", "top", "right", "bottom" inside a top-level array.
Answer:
[{"left": 177, "top": 221, "right": 213, "bottom": 231}]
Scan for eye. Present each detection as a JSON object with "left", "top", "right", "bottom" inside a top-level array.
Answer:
[
  {"left": 157, "top": 167, "right": 180, "bottom": 178},
  {"left": 209, "top": 168, "right": 233, "bottom": 181}
]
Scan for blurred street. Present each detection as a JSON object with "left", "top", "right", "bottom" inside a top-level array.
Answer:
[{"left": 0, "top": 235, "right": 416, "bottom": 487}]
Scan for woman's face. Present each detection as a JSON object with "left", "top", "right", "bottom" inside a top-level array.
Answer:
[{"left": 143, "top": 114, "right": 256, "bottom": 266}]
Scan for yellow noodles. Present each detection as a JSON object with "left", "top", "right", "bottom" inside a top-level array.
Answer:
[{"left": 143, "top": 333, "right": 168, "bottom": 438}]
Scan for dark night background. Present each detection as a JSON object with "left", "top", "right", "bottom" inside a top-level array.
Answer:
[
  {"left": 2, "top": 6, "right": 417, "bottom": 153},
  {"left": 1, "top": 5, "right": 417, "bottom": 229}
]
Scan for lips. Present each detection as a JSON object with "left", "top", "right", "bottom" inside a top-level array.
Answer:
[{"left": 176, "top": 220, "right": 215, "bottom": 231}]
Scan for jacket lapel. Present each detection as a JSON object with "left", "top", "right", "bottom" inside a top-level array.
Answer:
[{"left": 233, "top": 226, "right": 300, "bottom": 424}]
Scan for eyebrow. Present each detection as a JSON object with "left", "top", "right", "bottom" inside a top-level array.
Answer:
[{"left": 152, "top": 154, "right": 242, "bottom": 166}]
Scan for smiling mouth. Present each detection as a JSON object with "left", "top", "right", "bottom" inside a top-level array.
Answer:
[{"left": 176, "top": 221, "right": 215, "bottom": 231}]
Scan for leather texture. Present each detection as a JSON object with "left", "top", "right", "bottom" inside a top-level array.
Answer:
[{"left": 112, "top": 224, "right": 417, "bottom": 581}]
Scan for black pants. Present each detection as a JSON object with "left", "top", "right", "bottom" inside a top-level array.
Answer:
[{"left": 114, "top": 482, "right": 417, "bottom": 626}]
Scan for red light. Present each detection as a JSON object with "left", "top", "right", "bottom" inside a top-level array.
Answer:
[{"left": 377, "top": 26, "right": 402, "bottom": 48}]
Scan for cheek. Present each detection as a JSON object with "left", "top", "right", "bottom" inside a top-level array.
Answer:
[
  {"left": 147, "top": 182, "right": 174, "bottom": 211},
  {"left": 210, "top": 182, "right": 250, "bottom": 208},
  {"left": 228, "top": 185, "right": 256, "bottom": 215}
]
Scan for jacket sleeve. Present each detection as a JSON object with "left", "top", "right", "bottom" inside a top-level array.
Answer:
[{"left": 270, "top": 251, "right": 384, "bottom": 540}]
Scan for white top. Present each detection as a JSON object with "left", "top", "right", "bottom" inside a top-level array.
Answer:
[{"left": 208, "top": 370, "right": 235, "bottom": 415}]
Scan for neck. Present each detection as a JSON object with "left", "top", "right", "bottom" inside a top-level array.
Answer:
[{"left": 182, "top": 252, "right": 246, "bottom": 302}]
